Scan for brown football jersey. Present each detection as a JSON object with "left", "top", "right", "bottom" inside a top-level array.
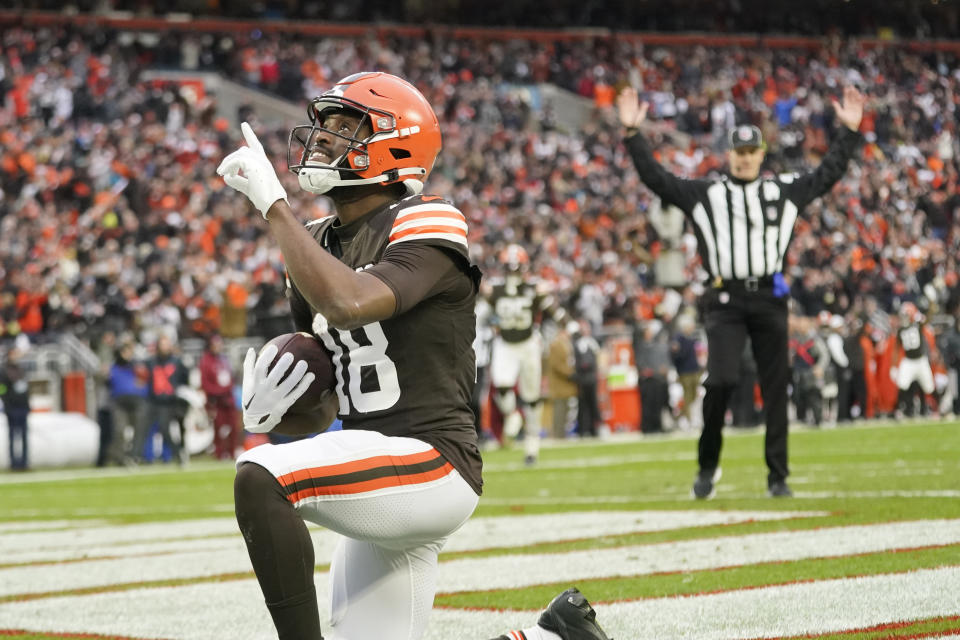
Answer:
[
  {"left": 286, "top": 194, "right": 484, "bottom": 495},
  {"left": 898, "top": 322, "right": 926, "bottom": 360},
  {"left": 489, "top": 278, "right": 557, "bottom": 343}
]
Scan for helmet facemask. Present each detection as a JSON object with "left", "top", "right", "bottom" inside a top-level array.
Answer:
[
  {"left": 500, "top": 244, "right": 530, "bottom": 288},
  {"left": 288, "top": 94, "right": 428, "bottom": 196},
  {"left": 288, "top": 100, "right": 379, "bottom": 195}
]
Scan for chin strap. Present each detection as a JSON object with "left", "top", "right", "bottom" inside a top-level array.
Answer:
[{"left": 298, "top": 167, "right": 426, "bottom": 195}]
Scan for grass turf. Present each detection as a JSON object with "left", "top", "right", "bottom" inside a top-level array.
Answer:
[{"left": 1, "top": 418, "right": 957, "bottom": 639}]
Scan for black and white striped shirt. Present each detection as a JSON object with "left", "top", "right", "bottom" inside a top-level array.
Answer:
[{"left": 625, "top": 128, "right": 862, "bottom": 281}]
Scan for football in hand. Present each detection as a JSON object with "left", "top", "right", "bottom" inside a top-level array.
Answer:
[{"left": 263, "top": 332, "right": 337, "bottom": 430}]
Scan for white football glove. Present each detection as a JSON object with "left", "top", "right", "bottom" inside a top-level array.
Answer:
[
  {"left": 217, "top": 122, "right": 288, "bottom": 219},
  {"left": 241, "top": 345, "right": 315, "bottom": 434}
]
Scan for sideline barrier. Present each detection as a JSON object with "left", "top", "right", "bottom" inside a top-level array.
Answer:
[
  {"left": 0, "top": 412, "right": 100, "bottom": 469},
  {"left": 605, "top": 336, "right": 641, "bottom": 432},
  {"left": 61, "top": 372, "right": 87, "bottom": 415}
]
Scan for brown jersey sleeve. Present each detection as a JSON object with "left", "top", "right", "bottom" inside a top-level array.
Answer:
[
  {"left": 285, "top": 218, "right": 335, "bottom": 334},
  {"left": 286, "top": 275, "right": 315, "bottom": 333},
  {"left": 365, "top": 243, "right": 472, "bottom": 316}
]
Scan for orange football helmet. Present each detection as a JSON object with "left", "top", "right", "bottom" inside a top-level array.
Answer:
[
  {"left": 288, "top": 72, "right": 442, "bottom": 195},
  {"left": 499, "top": 244, "right": 530, "bottom": 273},
  {"left": 899, "top": 301, "right": 918, "bottom": 323}
]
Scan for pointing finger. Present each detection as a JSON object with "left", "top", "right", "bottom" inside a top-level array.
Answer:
[{"left": 241, "top": 122, "right": 264, "bottom": 154}]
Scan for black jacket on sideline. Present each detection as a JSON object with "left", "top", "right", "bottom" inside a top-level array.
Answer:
[{"left": 0, "top": 362, "right": 30, "bottom": 411}]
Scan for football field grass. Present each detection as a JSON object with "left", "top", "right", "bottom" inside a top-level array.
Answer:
[{"left": 0, "top": 418, "right": 958, "bottom": 639}]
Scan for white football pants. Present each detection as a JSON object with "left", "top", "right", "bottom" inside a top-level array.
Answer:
[
  {"left": 896, "top": 356, "right": 935, "bottom": 394},
  {"left": 490, "top": 334, "right": 543, "bottom": 458},
  {"left": 490, "top": 334, "right": 542, "bottom": 402},
  {"left": 237, "top": 429, "right": 479, "bottom": 640}
]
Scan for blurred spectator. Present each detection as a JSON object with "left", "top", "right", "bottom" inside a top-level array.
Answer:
[
  {"left": 545, "top": 320, "right": 578, "bottom": 439},
  {"left": 860, "top": 316, "right": 881, "bottom": 419},
  {"left": 820, "top": 314, "right": 850, "bottom": 424},
  {"left": 93, "top": 330, "right": 117, "bottom": 467},
  {"left": 790, "top": 316, "right": 828, "bottom": 427},
  {"left": 633, "top": 319, "right": 671, "bottom": 434},
  {"left": 572, "top": 319, "right": 601, "bottom": 437},
  {"left": 872, "top": 316, "right": 899, "bottom": 417},
  {"left": 199, "top": 333, "right": 240, "bottom": 460},
  {"left": 670, "top": 313, "right": 702, "bottom": 431},
  {"left": 147, "top": 334, "right": 190, "bottom": 465},
  {"left": 840, "top": 317, "right": 868, "bottom": 422},
  {"left": 939, "top": 313, "right": 960, "bottom": 416},
  {"left": 1, "top": 347, "right": 31, "bottom": 471},
  {"left": 470, "top": 296, "right": 494, "bottom": 442},
  {"left": 221, "top": 275, "right": 251, "bottom": 339},
  {"left": 107, "top": 338, "right": 149, "bottom": 465}
]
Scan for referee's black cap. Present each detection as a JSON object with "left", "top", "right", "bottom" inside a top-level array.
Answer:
[{"left": 729, "top": 125, "right": 765, "bottom": 150}]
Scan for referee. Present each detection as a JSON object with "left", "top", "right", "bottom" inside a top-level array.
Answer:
[{"left": 617, "top": 86, "right": 864, "bottom": 498}]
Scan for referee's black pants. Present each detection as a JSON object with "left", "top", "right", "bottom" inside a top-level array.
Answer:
[{"left": 699, "top": 287, "right": 789, "bottom": 486}]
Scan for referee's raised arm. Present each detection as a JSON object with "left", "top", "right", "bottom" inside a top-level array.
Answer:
[
  {"left": 617, "top": 87, "right": 702, "bottom": 212},
  {"left": 781, "top": 85, "right": 866, "bottom": 208}
]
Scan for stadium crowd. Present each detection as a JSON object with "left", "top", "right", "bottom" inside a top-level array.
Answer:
[{"left": 1, "top": 21, "right": 959, "bottom": 445}]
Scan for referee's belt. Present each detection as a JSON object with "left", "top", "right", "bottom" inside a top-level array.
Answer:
[{"left": 711, "top": 275, "right": 775, "bottom": 292}]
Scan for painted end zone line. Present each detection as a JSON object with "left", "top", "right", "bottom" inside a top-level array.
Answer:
[
  {"left": 4, "top": 567, "right": 959, "bottom": 639},
  {"left": 434, "top": 548, "right": 960, "bottom": 602},
  {"left": 0, "top": 632, "right": 157, "bottom": 639},
  {"left": 745, "top": 614, "right": 960, "bottom": 640},
  {"left": 433, "top": 519, "right": 960, "bottom": 593},
  {"left": 425, "top": 567, "right": 960, "bottom": 639}
]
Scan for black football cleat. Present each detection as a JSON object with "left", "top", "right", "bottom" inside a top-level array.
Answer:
[
  {"left": 691, "top": 467, "right": 721, "bottom": 500},
  {"left": 538, "top": 587, "right": 613, "bottom": 640},
  {"left": 767, "top": 480, "right": 793, "bottom": 497}
]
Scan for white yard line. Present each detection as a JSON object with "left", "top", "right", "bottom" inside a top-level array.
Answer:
[
  {"left": 0, "top": 460, "right": 231, "bottom": 485},
  {"left": 481, "top": 451, "right": 695, "bottom": 471},
  {"left": 1, "top": 566, "right": 957, "bottom": 639},
  {"left": 443, "top": 510, "right": 822, "bottom": 552},
  {"left": 0, "top": 520, "right": 107, "bottom": 533},
  {"left": 7, "top": 536, "right": 257, "bottom": 566},
  {"left": 1, "top": 517, "right": 956, "bottom": 599},
  {"left": 1, "top": 510, "right": 820, "bottom": 564},
  {"left": 0, "top": 511, "right": 817, "bottom": 594},
  {"left": 427, "top": 567, "right": 960, "bottom": 640},
  {"left": 433, "top": 518, "right": 960, "bottom": 592},
  {"left": 793, "top": 490, "right": 960, "bottom": 498},
  {"left": 478, "top": 489, "right": 960, "bottom": 503},
  {"left": 0, "top": 518, "right": 243, "bottom": 554},
  {"left": 4, "top": 504, "right": 238, "bottom": 518}
]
